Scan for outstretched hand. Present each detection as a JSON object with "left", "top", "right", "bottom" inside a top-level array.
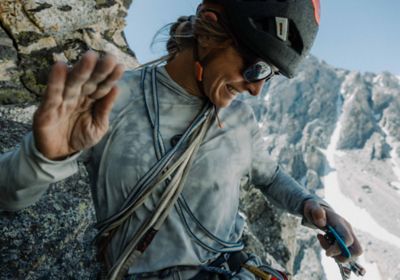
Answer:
[
  {"left": 33, "top": 51, "right": 125, "bottom": 160},
  {"left": 303, "top": 199, "right": 363, "bottom": 263}
]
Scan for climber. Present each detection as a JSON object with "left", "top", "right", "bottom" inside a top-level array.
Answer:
[{"left": 0, "top": 0, "right": 363, "bottom": 279}]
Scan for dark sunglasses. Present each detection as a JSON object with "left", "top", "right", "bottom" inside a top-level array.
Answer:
[
  {"left": 237, "top": 46, "right": 276, "bottom": 83},
  {"left": 243, "top": 60, "right": 275, "bottom": 83}
]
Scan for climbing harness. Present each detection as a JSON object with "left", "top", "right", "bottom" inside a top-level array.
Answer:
[
  {"left": 189, "top": 251, "right": 289, "bottom": 280},
  {"left": 241, "top": 264, "right": 287, "bottom": 280},
  {"left": 323, "top": 225, "right": 366, "bottom": 279}
]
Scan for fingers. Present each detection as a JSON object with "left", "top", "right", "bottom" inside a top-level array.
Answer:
[
  {"left": 317, "top": 233, "right": 331, "bottom": 250},
  {"left": 81, "top": 53, "right": 118, "bottom": 96},
  {"left": 332, "top": 227, "right": 363, "bottom": 263},
  {"left": 93, "top": 85, "right": 120, "bottom": 127},
  {"left": 349, "top": 233, "right": 363, "bottom": 257},
  {"left": 64, "top": 51, "right": 124, "bottom": 103},
  {"left": 317, "top": 230, "right": 346, "bottom": 259},
  {"left": 40, "top": 61, "right": 68, "bottom": 111},
  {"left": 317, "top": 210, "right": 363, "bottom": 263},
  {"left": 89, "top": 63, "right": 125, "bottom": 100},
  {"left": 320, "top": 230, "right": 355, "bottom": 263},
  {"left": 305, "top": 201, "right": 364, "bottom": 262},
  {"left": 63, "top": 51, "right": 98, "bottom": 101}
]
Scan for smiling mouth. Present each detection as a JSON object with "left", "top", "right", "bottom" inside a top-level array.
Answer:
[{"left": 226, "top": 85, "right": 240, "bottom": 97}]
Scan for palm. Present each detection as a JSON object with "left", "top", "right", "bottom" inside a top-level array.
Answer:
[{"left": 33, "top": 51, "right": 125, "bottom": 160}]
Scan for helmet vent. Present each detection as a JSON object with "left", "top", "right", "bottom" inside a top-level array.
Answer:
[
  {"left": 249, "top": 17, "right": 304, "bottom": 55},
  {"left": 248, "top": 17, "right": 273, "bottom": 35},
  {"left": 275, "top": 17, "right": 289, "bottom": 41},
  {"left": 287, "top": 21, "right": 304, "bottom": 54}
]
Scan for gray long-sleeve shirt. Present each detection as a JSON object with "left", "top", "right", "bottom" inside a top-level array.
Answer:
[{"left": 0, "top": 66, "right": 316, "bottom": 274}]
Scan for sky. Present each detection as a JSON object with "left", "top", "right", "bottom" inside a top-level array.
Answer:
[{"left": 125, "top": 0, "right": 400, "bottom": 75}]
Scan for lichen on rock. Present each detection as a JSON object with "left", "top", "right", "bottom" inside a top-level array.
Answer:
[{"left": 0, "top": 0, "right": 138, "bottom": 104}]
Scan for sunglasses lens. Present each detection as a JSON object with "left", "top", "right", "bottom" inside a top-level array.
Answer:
[{"left": 243, "top": 61, "right": 273, "bottom": 82}]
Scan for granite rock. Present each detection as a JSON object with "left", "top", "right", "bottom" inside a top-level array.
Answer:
[
  {"left": 0, "top": 113, "right": 101, "bottom": 279},
  {"left": 0, "top": 0, "right": 138, "bottom": 104}
]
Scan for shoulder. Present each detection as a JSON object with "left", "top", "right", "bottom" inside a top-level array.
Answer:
[
  {"left": 117, "top": 69, "right": 143, "bottom": 100},
  {"left": 110, "top": 69, "right": 144, "bottom": 122}
]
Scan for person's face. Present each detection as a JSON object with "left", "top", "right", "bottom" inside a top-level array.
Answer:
[{"left": 201, "top": 45, "right": 274, "bottom": 108}]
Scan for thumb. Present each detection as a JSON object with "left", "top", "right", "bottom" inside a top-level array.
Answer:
[{"left": 304, "top": 200, "right": 327, "bottom": 228}]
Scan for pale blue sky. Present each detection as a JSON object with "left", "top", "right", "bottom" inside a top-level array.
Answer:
[{"left": 125, "top": 0, "right": 400, "bottom": 75}]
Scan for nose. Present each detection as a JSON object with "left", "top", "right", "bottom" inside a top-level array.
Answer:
[{"left": 247, "top": 79, "right": 265, "bottom": 96}]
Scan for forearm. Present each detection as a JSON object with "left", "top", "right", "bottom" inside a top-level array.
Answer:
[
  {"left": 0, "top": 132, "right": 80, "bottom": 211},
  {"left": 256, "top": 166, "right": 326, "bottom": 216}
]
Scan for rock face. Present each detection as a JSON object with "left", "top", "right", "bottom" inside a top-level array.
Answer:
[
  {"left": 0, "top": 0, "right": 138, "bottom": 104},
  {"left": 0, "top": 24, "right": 31, "bottom": 104},
  {"left": 0, "top": 108, "right": 101, "bottom": 278}
]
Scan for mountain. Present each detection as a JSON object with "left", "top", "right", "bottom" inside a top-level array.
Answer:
[{"left": 242, "top": 55, "right": 400, "bottom": 279}]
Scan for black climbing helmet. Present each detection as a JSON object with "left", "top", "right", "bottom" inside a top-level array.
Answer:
[{"left": 204, "top": 0, "right": 321, "bottom": 78}]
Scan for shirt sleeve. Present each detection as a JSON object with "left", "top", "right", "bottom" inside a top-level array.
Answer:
[
  {"left": 0, "top": 132, "right": 80, "bottom": 211},
  {"left": 250, "top": 120, "right": 321, "bottom": 216},
  {"left": 0, "top": 70, "right": 138, "bottom": 212}
]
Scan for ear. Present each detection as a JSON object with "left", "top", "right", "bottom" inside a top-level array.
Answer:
[
  {"left": 202, "top": 10, "right": 218, "bottom": 22},
  {"left": 197, "top": 4, "right": 220, "bottom": 22},
  {"left": 196, "top": 5, "right": 233, "bottom": 49}
]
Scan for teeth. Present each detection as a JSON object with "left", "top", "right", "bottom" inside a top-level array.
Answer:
[{"left": 227, "top": 85, "right": 239, "bottom": 96}]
